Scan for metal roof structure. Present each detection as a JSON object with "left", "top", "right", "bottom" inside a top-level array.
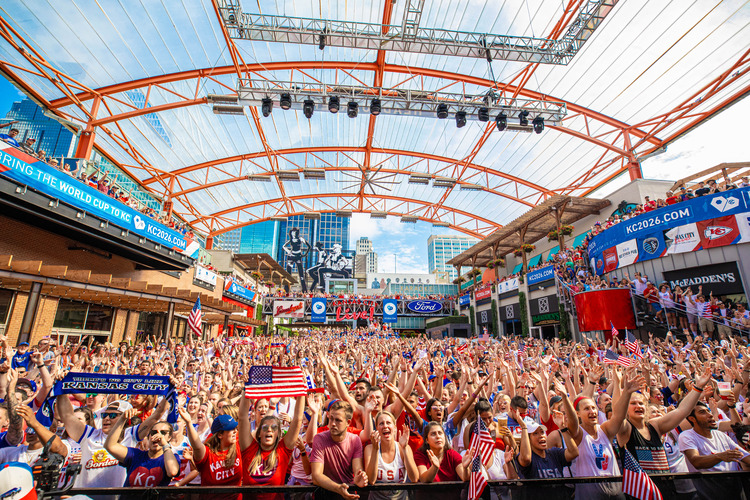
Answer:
[{"left": 0, "top": 0, "right": 748, "bottom": 241}]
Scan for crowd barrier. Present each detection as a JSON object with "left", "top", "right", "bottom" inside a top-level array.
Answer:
[{"left": 42, "top": 471, "right": 750, "bottom": 499}]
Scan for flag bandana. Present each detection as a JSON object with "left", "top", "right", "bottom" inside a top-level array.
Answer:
[{"left": 38, "top": 372, "right": 177, "bottom": 426}]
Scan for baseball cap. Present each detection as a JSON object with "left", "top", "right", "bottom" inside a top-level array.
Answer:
[
  {"left": 211, "top": 414, "right": 238, "bottom": 434},
  {"left": 106, "top": 400, "right": 133, "bottom": 413},
  {"left": 524, "top": 417, "right": 546, "bottom": 434},
  {"left": 17, "top": 378, "right": 37, "bottom": 393},
  {"left": 18, "top": 342, "right": 29, "bottom": 346},
  {"left": 549, "top": 395, "right": 563, "bottom": 407},
  {"left": 0, "top": 462, "right": 37, "bottom": 500}
]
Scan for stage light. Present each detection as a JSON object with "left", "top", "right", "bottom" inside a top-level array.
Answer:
[
  {"left": 533, "top": 116, "right": 544, "bottom": 134},
  {"left": 496, "top": 112, "right": 507, "bottom": 131},
  {"left": 318, "top": 33, "right": 326, "bottom": 50},
  {"left": 370, "top": 98, "right": 381, "bottom": 115},
  {"left": 280, "top": 93, "right": 292, "bottom": 110},
  {"left": 328, "top": 96, "right": 340, "bottom": 113},
  {"left": 478, "top": 107, "right": 489, "bottom": 122},
  {"left": 347, "top": 101, "right": 358, "bottom": 118},
  {"left": 436, "top": 104, "right": 448, "bottom": 119},
  {"left": 455, "top": 111, "right": 467, "bottom": 128},
  {"left": 519, "top": 110, "right": 529, "bottom": 127},
  {"left": 261, "top": 98, "right": 273, "bottom": 117},
  {"left": 303, "top": 99, "right": 314, "bottom": 119}
]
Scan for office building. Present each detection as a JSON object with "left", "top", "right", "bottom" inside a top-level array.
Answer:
[
  {"left": 239, "top": 221, "right": 279, "bottom": 256},
  {"left": 277, "top": 214, "right": 352, "bottom": 276},
  {"left": 214, "top": 228, "right": 242, "bottom": 253},
  {"left": 355, "top": 237, "right": 378, "bottom": 276},
  {"left": 428, "top": 235, "right": 478, "bottom": 281},
  {"left": 2, "top": 97, "right": 75, "bottom": 158}
]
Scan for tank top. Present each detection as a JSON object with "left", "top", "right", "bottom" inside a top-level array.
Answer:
[
  {"left": 685, "top": 296, "right": 697, "bottom": 315},
  {"left": 659, "top": 291, "right": 674, "bottom": 308},
  {"left": 371, "top": 445, "right": 408, "bottom": 500},
  {"left": 624, "top": 422, "right": 669, "bottom": 474},
  {"left": 573, "top": 426, "right": 623, "bottom": 500}
]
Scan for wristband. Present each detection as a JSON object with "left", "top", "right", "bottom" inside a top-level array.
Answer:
[
  {"left": 300, "top": 452, "right": 307, "bottom": 456},
  {"left": 36, "top": 364, "right": 44, "bottom": 369},
  {"left": 728, "top": 404, "right": 736, "bottom": 409},
  {"left": 472, "top": 392, "right": 478, "bottom": 398},
  {"left": 692, "top": 386, "right": 704, "bottom": 393}
]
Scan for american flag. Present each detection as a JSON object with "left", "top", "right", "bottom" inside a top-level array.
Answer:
[
  {"left": 468, "top": 454, "right": 487, "bottom": 500},
  {"left": 245, "top": 366, "right": 308, "bottom": 399},
  {"left": 634, "top": 447, "right": 669, "bottom": 474},
  {"left": 188, "top": 297, "right": 202, "bottom": 337},
  {"left": 456, "top": 343, "right": 468, "bottom": 354},
  {"left": 623, "top": 449, "right": 663, "bottom": 500},
  {"left": 604, "top": 349, "right": 635, "bottom": 367},
  {"left": 305, "top": 372, "right": 325, "bottom": 394},
  {"left": 624, "top": 330, "right": 643, "bottom": 358},
  {"left": 519, "top": 343, "right": 528, "bottom": 354},
  {"left": 611, "top": 321, "right": 619, "bottom": 340},
  {"left": 469, "top": 417, "right": 495, "bottom": 465}
]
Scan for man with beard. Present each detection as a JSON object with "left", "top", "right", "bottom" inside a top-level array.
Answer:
[
  {"left": 679, "top": 401, "right": 750, "bottom": 499},
  {"left": 310, "top": 401, "right": 368, "bottom": 500}
]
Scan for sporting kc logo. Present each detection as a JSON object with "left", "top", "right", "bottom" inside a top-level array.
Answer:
[{"left": 642, "top": 237, "right": 659, "bottom": 254}]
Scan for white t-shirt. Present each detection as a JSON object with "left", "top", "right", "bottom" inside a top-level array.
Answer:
[
  {"left": 76, "top": 424, "right": 140, "bottom": 488},
  {"left": 0, "top": 444, "right": 43, "bottom": 466},
  {"left": 678, "top": 428, "right": 749, "bottom": 472}
]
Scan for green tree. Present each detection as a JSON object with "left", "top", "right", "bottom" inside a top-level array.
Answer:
[
  {"left": 518, "top": 291, "right": 530, "bottom": 337},
  {"left": 469, "top": 305, "right": 475, "bottom": 336},
  {"left": 491, "top": 299, "right": 499, "bottom": 337}
]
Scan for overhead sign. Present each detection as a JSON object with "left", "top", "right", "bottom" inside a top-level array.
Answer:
[
  {"left": 223, "top": 279, "right": 256, "bottom": 304},
  {"left": 532, "top": 312, "right": 561, "bottom": 325},
  {"left": 194, "top": 266, "right": 217, "bottom": 286},
  {"left": 458, "top": 294, "right": 471, "bottom": 306},
  {"left": 526, "top": 266, "right": 554, "bottom": 285},
  {"left": 311, "top": 297, "right": 327, "bottom": 323},
  {"left": 662, "top": 262, "right": 743, "bottom": 297},
  {"left": 474, "top": 286, "right": 492, "bottom": 302},
  {"left": 497, "top": 278, "right": 520, "bottom": 294},
  {"left": 274, "top": 299, "right": 305, "bottom": 318},
  {"left": 0, "top": 143, "right": 188, "bottom": 251},
  {"left": 587, "top": 189, "right": 750, "bottom": 275},
  {"left": 406, "top": 300, "right": 443, "bottom": 314},
  {"left": 499, "top": 302, "right": 520, "bottom": 321},
  {"left": 382, "top": 299, "right": 398, "bottom": 323}
]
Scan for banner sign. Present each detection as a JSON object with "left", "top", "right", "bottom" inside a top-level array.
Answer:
[
  {"left": 499, "top": 302, "right": 520, "bottom": 321},
  {"left": 194, "top": 266, "right": 217, "bottom": 286},
  {"left": 587, "top": 188, "right": 750, "bottom": 275},
  {"left": 458, "top": 294, "right": 471, "bottom": 306},
  {"left": 406, "top": 300, "right": 443, "bottom": 313},
  {"left": 532, "top": 312, "right": 561, "bottom": 325},
  {"left": 274, "top": 299, "right": 305, "bottom": 318},
  {"left": 0, "top": 143, "right": 187, "bottom": 251},
  {"left": 527, "top": 266, "right": 555, "bottom": 285},
  {"left": 662, "top": 261, "right": 744, "bottom": 296},
  {"left": 475, "top": 286, "right": 492, "bottom": 302},
  {"left": 382, "top": 299, "right": 398, "bottom": 323},
  {"left": 224, "top": 279, "right": 256, "bottom": 304},
  {"left": 497, "top": 278, "right": 520, "bottom": 294},
  {"left": 311, "top": 297, "right": 327, "bottom": 323}
]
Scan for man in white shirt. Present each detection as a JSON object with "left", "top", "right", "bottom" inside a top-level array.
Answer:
[{"left": 679, "top": 401, "right": 750, "bottom": 499}]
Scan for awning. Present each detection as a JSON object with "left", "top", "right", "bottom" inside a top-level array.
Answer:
[
  {"left": 528, "top": 254, "right": 543, "bottom": 267},
  {"left": 512, "top": 263, "right": 522, "bottom": 274},
  {"left": 571, "top": 233, "right": 588, "bottom": 248},
  {"left": 547, "top": 246, "right": 560, "bottom": 261}
]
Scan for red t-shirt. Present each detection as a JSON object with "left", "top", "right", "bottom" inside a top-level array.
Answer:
[
  {"left": 413, "top": 448, "right": 462, "bottom": 482},
  {"left": 542, "top": 415, "right": 560, "bottom": 434},
  {"left": 241, "top": 440, "right": 293, "bottom": 500},
  {"left": 196, "top": 442, "right": 242, "bottom": 487}
]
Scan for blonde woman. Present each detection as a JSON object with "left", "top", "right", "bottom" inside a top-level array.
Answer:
[{"left": 364, "top": 411, "right": 419, "bottom": 500}]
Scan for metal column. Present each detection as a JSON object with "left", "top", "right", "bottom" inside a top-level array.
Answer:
[{"left": 18, "top": 282, "right": 42, "bottom": 346}]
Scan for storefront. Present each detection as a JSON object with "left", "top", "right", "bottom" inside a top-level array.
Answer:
[
  {"left": 529, "top": 294, "right": 560, "bottom": 339},
  {"left": 54, "top": 298, "right": 114, "bottom": 343},
  {"left": 499, "top": 302, "right": 522, "bottom": 336},
  {"left": 663, "top": 261, "right": 746, "bottom": 303}
]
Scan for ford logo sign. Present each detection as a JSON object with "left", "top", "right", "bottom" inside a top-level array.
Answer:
[{"left": 407, "top": 300, "right": 443, "bottom": 313}]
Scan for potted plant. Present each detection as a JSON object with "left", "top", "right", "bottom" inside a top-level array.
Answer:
[
  {"left": 548, "top": 230, "right": 558, "bottom": 241},
  {"left": 560, "top": 224, "right": 574, "bottom": 236},
  {"left": 521, "top": 243, "right": 535, "bottom": 253},
  {"left": 513, "top": 248, "right": 523, "bottom": 257},
  {"left": 493, "top": 258, "right": 505, "bottom": 268}
]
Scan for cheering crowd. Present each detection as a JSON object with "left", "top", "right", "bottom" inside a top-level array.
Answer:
[{"left": 0, "top": 328, "right": 749, "bottom": 500}]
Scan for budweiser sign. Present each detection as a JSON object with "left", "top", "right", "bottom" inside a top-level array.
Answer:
[{"left": 274, "top": 300, "right": 305, "bottom": 318}]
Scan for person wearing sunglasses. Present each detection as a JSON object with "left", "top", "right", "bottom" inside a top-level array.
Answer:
[
  {"left": 238, "top": 394, "right": 306, "bottom": 500},
  {"left": 104, "top": 408, "right": 179, "bottom": 488}
]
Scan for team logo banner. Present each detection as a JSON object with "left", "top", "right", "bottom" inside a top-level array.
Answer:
[
  {"left": 311, "top": 297, "right": 327, "bottom": 323},
  {"left": 274, "top": 299, "right": 305, "bottom": 318},
  {"left": 382, "top": 299, "right": 398, "bottom": 323}
]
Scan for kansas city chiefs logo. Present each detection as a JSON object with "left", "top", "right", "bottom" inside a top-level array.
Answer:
[{"left": 703, "top": 226, "right": 732, "bottom": 240}]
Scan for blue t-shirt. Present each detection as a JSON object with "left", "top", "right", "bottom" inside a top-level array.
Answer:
[
  {"left": 0, "top": 134, "right": 19, "bottom": 147},
  {"left": 121, "top": 447, "right": 172, "bottom": 487},
  {"left": 11, "top": 351, "right": 31, "bottom": 370}
]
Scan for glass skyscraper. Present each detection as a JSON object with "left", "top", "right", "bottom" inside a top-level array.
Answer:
[
  {"left": 2, "top": 98, "right": 75, "bottom": 158},
  {"left": 239, "top": 221, "right": 279, "bottom": 256},
  {"left": 428, "top": 235, "right": 478, "bottom": 280},
  {"left": 277, "top": 214, "right": 352, "bottom": 276}
]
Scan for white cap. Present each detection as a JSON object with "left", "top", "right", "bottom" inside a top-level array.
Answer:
[
  {"left": 0, "top": 462, "right": 36, "bottom": 500},
  {"left": 524, "top": 417, "right": 546, "bottom": 434},
  {"left": 107, "top": 400, "right": 134, "bottom": 413}
]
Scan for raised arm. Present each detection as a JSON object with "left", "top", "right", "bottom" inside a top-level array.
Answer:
[
  {"left": 138, "top": 393, "right": 170, "bottom": 440},
  {"left": 4, "top": 369, "right": 24, "bottom": 446},
  {"left": 179, "top": 407, "right": 206, "bottom": 463},
  {"left": 601, "top": 370, "right": 644, "bottom": 440},
  {"left": 54, "top": 392, "right": 86, "bottom": 442},
  {"left": 104, "top": 408, "right": 137, "bottom": 462},
  {"left": 282, "top": 395, "right": 306, "bottom": 449},
  {"left": 16, "top": 405, "right": 67, "bottom": 457},
  {"left": 238, "top": 393, "right": 255, "bottom": 451},
  {"left": 651, "top": 367, "right": 711, "bottom": 435}
]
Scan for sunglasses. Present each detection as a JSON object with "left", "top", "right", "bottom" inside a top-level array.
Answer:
[
  {"left": 101, "top": 412, "right": 121, "bottom": 420},
  {"left": 149, "top": 429, "right": 170, "bottom": 436},
  {"left": 260, "top": 424, "right": 280, "bottom": 432}
]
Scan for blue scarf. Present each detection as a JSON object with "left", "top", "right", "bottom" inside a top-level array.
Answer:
[{"left": 37, "top": 372, "right": 177, "bottom": 427}]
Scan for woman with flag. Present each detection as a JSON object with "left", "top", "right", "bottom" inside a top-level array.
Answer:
[
  {"left": 238, "top": 392, "right": 306, "bottom": 500},
  {"left": 364, "top": 410, "right": 419, "bottom": 500}
]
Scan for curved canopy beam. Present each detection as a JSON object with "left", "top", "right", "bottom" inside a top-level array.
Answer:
[{"left": 189, "top": 192, "right": 502, "bottom": 239}]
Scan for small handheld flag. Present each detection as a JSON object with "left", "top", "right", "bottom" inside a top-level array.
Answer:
[
  {"left": 188, "top": 297, "right": 202, "bottom": 337},
  {"left": 622, "top": 449, "right": 663, "bottom": 500}
]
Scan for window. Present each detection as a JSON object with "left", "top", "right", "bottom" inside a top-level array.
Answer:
[
  {"left": 54, "top": 299, "right": 113, "bottom": 334},
  {"left": 0, "top": 290, "right": 14, "bottom": 335}
]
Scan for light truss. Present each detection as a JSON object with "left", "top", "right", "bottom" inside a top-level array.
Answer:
[
  {"left": 217, "top": 0, "right": 619, "bottom": 65},
  {"left": 223, "top": 80, "right": 567, "bottom": 124}
]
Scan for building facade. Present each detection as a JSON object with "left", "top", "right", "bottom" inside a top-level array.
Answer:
[
  {"left": 2, "top": 98, "right": 75, "bottom": 158},
  {"left": 239, "top": 221, "right": 279, "bottom": 256},
  {"left": 428, "top": 235, "right": 478, "bottom": 280}
]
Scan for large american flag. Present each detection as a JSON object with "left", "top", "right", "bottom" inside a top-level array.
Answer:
[
  {"left": 188, "top": 297, "right": 202, "bottom": 337},
  {"left": 623, "top": 449, "right": 663, "bottom": 500},
  {"left": 245, "top": 366, "right": 308, "bottom": 399},
  {"left": 469, "top": 417, "right": 495, "bottom": 465},
  {"left": 468, "top": 454, "right": 487, "bottom": 500},
  {"left": 604, "top": 349, "right": 635, "bottom": 367},
  {"left": 624, "top": 330, "right": 643, "bottom": 359}
]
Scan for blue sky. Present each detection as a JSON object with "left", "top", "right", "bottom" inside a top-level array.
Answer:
[{"left": 0, "top": 76, "right": 25, "bottom": 119}]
